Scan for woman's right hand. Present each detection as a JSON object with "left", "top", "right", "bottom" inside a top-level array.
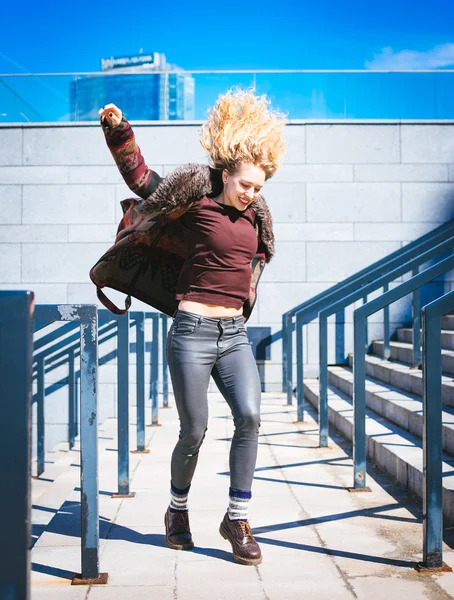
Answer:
[{"left": 98, "top": 103, "right": 123, "bottom": 126}]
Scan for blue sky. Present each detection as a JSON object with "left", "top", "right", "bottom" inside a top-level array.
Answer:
[{"left": 2, "top": 0, "right": 454, "bottom": 120}]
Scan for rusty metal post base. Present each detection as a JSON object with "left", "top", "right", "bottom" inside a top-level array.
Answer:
[
  {"left": 346, "top": 486, "right": 372, "bottom": 493},
  {"left": 111, "top": 492, "right": 136, "bottom": 499},
  {"left": 147, "top": 423, "right": 162, "bottom": 427},
  {"left": 131, "top": 449, "right": 151, "bottom": 454},
  {"left": 415, "top": 562, "right": 452, "bottom": 574},
  {"left": 72, "top": 572, "right": 108, "bottom": 585}
]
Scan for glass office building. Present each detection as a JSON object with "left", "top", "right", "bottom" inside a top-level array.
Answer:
[{"left": 70, "top": 52, "right": 195, "bottom": 121}]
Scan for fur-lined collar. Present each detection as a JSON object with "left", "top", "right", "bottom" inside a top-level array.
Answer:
[{"left": 137, "top": 163, "right": 275, "bottom": 261}]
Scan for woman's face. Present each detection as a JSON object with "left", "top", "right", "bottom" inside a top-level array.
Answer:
[{"left": 222, "top": 163, "right": 266, "bottom": 211}]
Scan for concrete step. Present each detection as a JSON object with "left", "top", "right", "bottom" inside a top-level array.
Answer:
[
  {"left": 328, "top": 365, "right": 454, "bottom": 456},
  {"left": 372, "top": 340, "right": 454, "bottom": 374},
  {"left": 397, "top": 327, "right": 454, "bottom": 350},
  {"left": 303, "top": 379, "right": 454, "bottom": 524},
  {"left": 347, "top": 354, "right": 454, "bottom": 408}
]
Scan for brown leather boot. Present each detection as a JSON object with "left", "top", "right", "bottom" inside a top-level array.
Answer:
[
  {"left": 164, "top": 508, "right": 194, "bottom": 550},
  {"left": 219, "top": 512, "right": 262, "bottom": 565}
]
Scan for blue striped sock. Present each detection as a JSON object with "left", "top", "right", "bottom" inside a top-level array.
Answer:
[
  {"left": 228, "top": 487, "right": 252, "bottom": 521},
  {"left": 170, "top": 482, "right": 190, "bottom": 512}
]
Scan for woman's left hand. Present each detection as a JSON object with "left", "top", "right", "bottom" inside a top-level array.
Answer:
[{"left": 98, "top": 103, "right": 123, "bottom": 126}]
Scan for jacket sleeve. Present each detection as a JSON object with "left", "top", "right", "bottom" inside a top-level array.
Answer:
[{"left": 101, "top": 116, "right": 163, "bottom": 200}]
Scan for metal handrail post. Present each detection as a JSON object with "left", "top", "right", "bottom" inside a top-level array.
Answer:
[
  {"left": 36, "top": 357, "right": 45, "bottom": 477},
  {"left": 422, "top": 303, "right": 443, "bottom": 569},
  {"left": 285, "top": 313, "right": 293, "bottom": 405},
  {"left": 383, "top": 284, "right": 390, "bottom": 360},
  {"left": 161, "top": 314, "right": 169, "bottom": 408},
  {"left": 362, "top": 296, "right": 368, "bottom": 351},
  {"left": 412, "top": 267, "right": 421, "bottom": 367},
  {"left": 0, "top": 291, "right": 34, "bottom": 600},
  {"left": 33, "top": 303, "right": 106, "bottom": 583},
  {"left": 112, "top": 312, "right": 134, "bottom": 498},
  {"left": 131, "top": 312, "right": 148, "bottom": 454},
  {"left": 352, "top": 309, "right": 370, "bottom": 491},
  {"left": 150, "top": 314, "right": 160, "bottom": 426},
  {"left": 282, "top": 313, "right": 288, "bottom": 393},
  {"left": 136, "top": 312, "right": 146, "bottom": 452},
  {"left": 75, "top": 371, "right": 79, "bottom": 439},
  {"left": 296, "top": 312, "right": 304, "bottom": 421},
  {"left": 335, "top": 308, "right": 345, "bottom": 364},
  {"left": 78, "top": 305, "right": 104, "bottom": 581},
  {"left": 318, "top": 314, "right": 329, "bottom": 446},
  {"left": 418, "top": 291, "right": 454, "bottom": 573},
  {"left": 68, "top": 348, "right": 76, "bottom": 450}
]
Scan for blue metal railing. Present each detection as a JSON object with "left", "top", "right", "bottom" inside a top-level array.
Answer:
[
  {"left": 33, "top": 321, "right": 101, "bottom": 473},
  {"left": 149, "top": 313, "right": 160, "bottom": 426},
  {"left": 351, "top": 258, "right": 454, "bottom": 571},
  {"left": 282, "top": 219, "right": 454, "bottom": 407},
  {"left": 131, "top": 312, "right": 147, "bottom": 454},
  {"left": 315, "top": 237, "right": 454, "bottom": 445},
  {"left": 351, "top": 255, "right": 454, "bottom": 489},
  {"left": 0, "top": 284, "right": 173, "bottom": 600},
  {"left": 33, "top": 304, "right": 105, "bottom": 584},
  {"left": 33, "top": 320, "right": 118, "bottom": 461},
  {"left": 97, "top": 311, "right": 134, "bottom": 498},
  {"left": 420, "top": 290, "right": 454, "bottom": 572},
  {"left": 32, "top": 310, "right": 168, "bottom": 489},
  {"left": 0, "top": 291, "right": 34, "bottom": 600},
  {"left": 282, "top": 220, "right": 454, "bottom": 571},
  {"left": 4, "top": 299, "right": 170, "bottom": 594},
  {"left": 162, "top": 314, "right": 169, "bottom": 408}
]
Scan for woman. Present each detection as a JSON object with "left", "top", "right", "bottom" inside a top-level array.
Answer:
[{"left": 95, "top": 89, "right": 285, "bottom": 566}]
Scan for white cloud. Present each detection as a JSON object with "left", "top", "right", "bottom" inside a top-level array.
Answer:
[{"left": 365, "top": 43, "right": 454, "bottom": 70}]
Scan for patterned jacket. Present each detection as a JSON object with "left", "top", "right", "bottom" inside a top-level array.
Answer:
[{"left": 89, "top": 117, "right": 275, "bottom": 321}]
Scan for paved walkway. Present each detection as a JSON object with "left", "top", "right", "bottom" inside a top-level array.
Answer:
[{"left": 31, "top": 393, "right": 454, "bottom": 599}]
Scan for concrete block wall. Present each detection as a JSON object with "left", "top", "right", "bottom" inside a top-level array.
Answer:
[{"left": 1, "top": 120, "right": 454, "bottom": 449}]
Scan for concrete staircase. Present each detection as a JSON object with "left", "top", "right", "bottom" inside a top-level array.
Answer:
[{"left": 304, "top": 313, "right": 454, "bottom": 524}]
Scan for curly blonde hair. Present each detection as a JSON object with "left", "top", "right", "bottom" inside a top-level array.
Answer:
[{"left": 200, "top": 87, "right": 286, "bottom": 180}]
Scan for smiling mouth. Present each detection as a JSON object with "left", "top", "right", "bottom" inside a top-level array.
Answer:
[{"left": 238, "top": 197, "right": 250, "bottom": 205}]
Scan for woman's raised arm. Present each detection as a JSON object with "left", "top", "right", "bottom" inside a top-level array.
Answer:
[{"left": 98, "top": 103, "right": 163, "bottom": 199}]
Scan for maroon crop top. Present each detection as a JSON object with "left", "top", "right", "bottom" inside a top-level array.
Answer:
[{"left": 175, "top": 196, "right": 258, "bottom": 308}]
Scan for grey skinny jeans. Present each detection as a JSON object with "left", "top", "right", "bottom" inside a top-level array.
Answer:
[{"left": 166, "top": 310, "right": 261, "bottom": 492}]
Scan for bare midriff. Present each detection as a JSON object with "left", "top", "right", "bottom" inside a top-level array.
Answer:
[{"left": 178, "top": 300, "right": 243, "bottom": 318}]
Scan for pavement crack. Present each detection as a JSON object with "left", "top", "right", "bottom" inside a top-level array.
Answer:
[
  {"left": 255, "top": 564, "right": 270, "bottom": 600},
  {"left": 173, "top": 555, "right": 178, "bottom": 600}
]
